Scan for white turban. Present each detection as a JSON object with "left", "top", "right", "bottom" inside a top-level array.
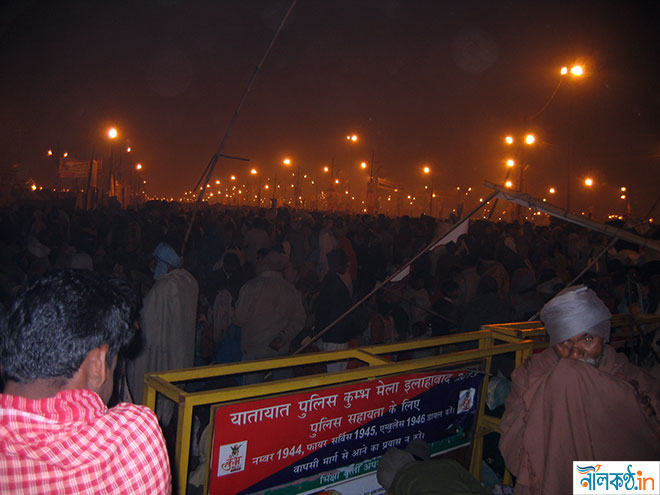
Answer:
[{"left": 540, "top": 285, "right": 611, "bottom": 346}]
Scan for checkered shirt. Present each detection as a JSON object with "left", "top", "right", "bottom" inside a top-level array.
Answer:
[{"left": 0, "top": 389, "right": 172, "bottom": 494}]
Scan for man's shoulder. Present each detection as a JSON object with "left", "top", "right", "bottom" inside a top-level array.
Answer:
[
  {"left": 107, "top": 402, "right": 164, "bottom": 433},
  {"left": 511, "top": 347, "right": 559, "bottom": 383}
]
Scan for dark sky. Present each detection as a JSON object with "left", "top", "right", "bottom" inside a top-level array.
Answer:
[{"left": 2, "top": 0, "right": 659, "bottom": 217}]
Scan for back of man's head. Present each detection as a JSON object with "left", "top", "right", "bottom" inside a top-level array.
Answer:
[{"left": 1, "top": 270, "right": 135, "bottom": 383}]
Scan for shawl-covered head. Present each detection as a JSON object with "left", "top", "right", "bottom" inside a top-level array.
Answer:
[
  {"left": 540, "top": 285, "right": 611, "bottom": 346},
  {"left": 153, "top": 242, "right": 182, "bottom": 279}
]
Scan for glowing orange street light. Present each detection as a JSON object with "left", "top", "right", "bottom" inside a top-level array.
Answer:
[
  {"left": 620, "top": 186, "right": 627, "bottom": 192},
  {"left": 63, "top": 152, "right": 69, "bottom": 158},
  {"left": 620, "top": 194, "right": 627, "bottom": 200},
  {"left": 135, "top": 163, "right": 142, "bottom": 170},
  {"left": 346, "top": 134, "right": 358, "bottom": 142},
  {"left": 423, "top": 166, "right": 431, "bottom": 174},
  {"left": 250, "top": 168, "right": 257, "bottom": 175},
  {"left": 505, "top": 136, "right": 514, "bottom": 145},
  {"left": 126, "top": 147, "right": 132, "bottom": 153},
  {"left": 283, "top": 158, "right": 291, "bottom": 166},
  {"left": 561, "top": 65, "right": 584, "bottom": 77},
  {"left": 360, "top": 162, "right": 368, "bottom": 169},
  {"left": 584, "top": 177, "right": 593, "bottom": 187},
  {"left": 507, "top": 159, "right": 515, "bottom": 167},
  {"left": 323, "top": 166, "right": 329, "bottom": 173},
  {"left": 549, "top": 187, "right": 556, "bottom": 194},
  {"left": 47, "top": 149, "right": 53, "bottom": 156},
  {"left": 525, "top": 134, "right": 535, "bottom": 145},
  {"left": 108, "top": 127, "right": 118, "bottom": 139},
  {"left": 505, "top": 180, "right": 513, "bottom": 188},
  {"left": 230, "top": 175, "right": 236, "bottom": 181},
  {"left": 334, "top": 179, "right": 339, "bottom": 184}
]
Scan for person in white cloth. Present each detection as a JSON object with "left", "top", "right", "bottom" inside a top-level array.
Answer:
[
  {"left": 127, "top": 242, "right": 198, "bottom": 424},
  {"left": 499, "top": 285, "right": 660, "bottom": 495}
]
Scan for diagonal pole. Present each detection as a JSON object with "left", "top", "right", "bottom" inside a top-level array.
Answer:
[{"left": 181, "top": 0, "right": 298, "bottom": 255}]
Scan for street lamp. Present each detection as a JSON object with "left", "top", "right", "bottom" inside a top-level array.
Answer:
[
  {"left": 561, "top": 65, "right": 583, "bottom": 77},
  {"left": 422, "top": 165, "right": 433, "bottom": 215},
  {"left": 105, "top": 127, "right": 119, "bottom": 200},
  {"left": 584, "top": 177, "right": 593, "bottom": 187}
]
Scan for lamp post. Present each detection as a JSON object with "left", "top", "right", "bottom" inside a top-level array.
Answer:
[
  {"left": 560, "top": 64, "right": 584, "bottom": 212},
  {"left": 422, "top": 165, "right": 433, "bottom": 216},
  {"left": 505, "top": 132, "right": 535, "bottom": 219},
  {"left": 347, "top": 133, "right": 378, "bottom": 213},
  {"left": 250, "top": 168, "right": 259, "bottom": 206},
  {"left": 106, "top": 127, "right": 118, "bottom": 201}
]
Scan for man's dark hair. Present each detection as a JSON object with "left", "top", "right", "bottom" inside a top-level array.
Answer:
[{"left": 1, "top": 270, "right": 135, "bottom": 383}]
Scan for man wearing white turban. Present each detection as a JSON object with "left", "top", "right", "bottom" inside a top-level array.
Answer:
[{"left": 500, "top": 285, "right": 660, "bottom": 495}]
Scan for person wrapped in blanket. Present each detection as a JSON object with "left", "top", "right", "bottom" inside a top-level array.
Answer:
[{"left": 500, "top": 285, "right": 660, "bottom": 495}]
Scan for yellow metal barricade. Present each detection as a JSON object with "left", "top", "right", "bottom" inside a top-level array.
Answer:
[{"left": 143, "top": 329, "right": 534, "bottom": 495}]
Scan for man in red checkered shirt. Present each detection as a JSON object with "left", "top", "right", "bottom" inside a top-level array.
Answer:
[{"left": 0, "top": 270, "right": 172, "bottom": 494}]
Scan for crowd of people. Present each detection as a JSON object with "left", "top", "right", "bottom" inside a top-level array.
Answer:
[
  {"left": 1, "top": 200, "right": 659, "bottom": 382},
  {"left": 1, "top": 198, "right": 659, "bottom": 494}
]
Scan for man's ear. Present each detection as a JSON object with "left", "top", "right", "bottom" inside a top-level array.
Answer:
[{"left": 82, "top": 344, "right": 110, "bottom": 393}]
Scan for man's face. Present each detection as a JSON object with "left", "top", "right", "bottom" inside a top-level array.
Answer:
[{"left": 554, "top": 332, "right": 604, "bottom": 366}]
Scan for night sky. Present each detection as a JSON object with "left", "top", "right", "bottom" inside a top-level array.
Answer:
[{"left": 2, "top": 0, "right": 659, "bottom": 217}]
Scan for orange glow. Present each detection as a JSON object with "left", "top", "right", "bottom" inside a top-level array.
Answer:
[
  {"left": 584, "top": 177, "right": 593, "bottom": 187},
  {"left": 507, "top": 159, "right": 515, "bottom": 167},
  {"left": 505, "top": 136, "right": 514, "bottom": 145},
  {"left": 423, "top": 166, "right": 430, "bottom": 174},
  {"left": 361, "top": 162, "right": 368, "bottom": 169},
  {"left": 47, "top": 149, "right": 53, "bottom": 156},
  {"left": 136, "top": 163, "right": 142, "bottom": 170},
  {"left": 283, "top": 158, "right": 291, "bottom": 166},
  {"left": 549, "top": 187, "right": 556, "bottom": 194},
  {"left": 230, "top": 175, "right": 236, "bottom": 181},
  {"left": 31, "top": 184, "right": 37, "bottom": 191},
  {"left": 108, "top": 127, "right": 118, "bottom": 139},
  {"left": 250, "top": 168, "right": 257, "bottom": 175},
  {"left": 560, "top": 66, "right": 568, "bottom": 75},
  {"left": 505, "top": 180, "right": 513, "bottom": 188},
  {"left": 571, "top": 65, "right": 583, "bottom": 76},
  {"left": 525, "top": 134, "right": 535, "bottom": 145}
]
